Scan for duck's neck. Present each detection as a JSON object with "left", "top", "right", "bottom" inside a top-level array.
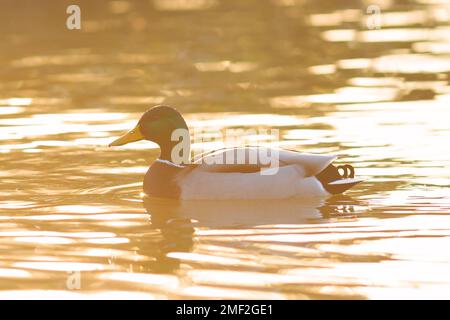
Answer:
[{"left": 158, "top": 134, "right": 191, "bottom": 165}]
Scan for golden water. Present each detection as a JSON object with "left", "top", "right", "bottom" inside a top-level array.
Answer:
[{"left": 0, "top": 0, "right": 449, "bottom": 299}]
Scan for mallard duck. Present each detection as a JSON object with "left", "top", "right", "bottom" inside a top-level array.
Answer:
[{"left": 109, "top": 105, "right": 362, "bottom": 200}]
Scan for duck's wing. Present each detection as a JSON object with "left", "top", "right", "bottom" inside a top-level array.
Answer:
[{"left": 192, "top": 146, "right": 337, "bottom": 176}]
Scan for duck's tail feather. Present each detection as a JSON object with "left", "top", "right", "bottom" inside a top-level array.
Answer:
[{"left": 315, "top": 164, "right": 363, "bottom": 194}]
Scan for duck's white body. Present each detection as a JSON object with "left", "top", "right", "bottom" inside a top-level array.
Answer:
[
  {"left": 173, "top": 147, "right": 354, "bottom": 200},
  {"left": 179, "top": 165, "right": 329, "bottom": 200}
]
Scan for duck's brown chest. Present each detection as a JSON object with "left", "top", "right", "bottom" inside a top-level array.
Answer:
[{"left": 143, "top": 161, "right": 185, "bottom": 199}]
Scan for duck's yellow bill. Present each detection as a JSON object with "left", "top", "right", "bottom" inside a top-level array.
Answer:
[{"left": 109, "top": 125, "right": 144, "bottom": 147}]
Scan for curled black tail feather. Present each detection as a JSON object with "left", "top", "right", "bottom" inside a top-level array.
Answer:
[{"left": 316, "top": 164, "right": 360, "bottom": 194}]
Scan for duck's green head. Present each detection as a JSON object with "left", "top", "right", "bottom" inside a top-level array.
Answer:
[{"left": 109, "top": 105, "right": 189, "bottom": 161}]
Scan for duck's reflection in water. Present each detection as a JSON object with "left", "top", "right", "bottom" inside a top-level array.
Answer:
[
  {"left": 141, "top": 202, "right": 195, "bottom": 273},
  {"left": 144, "top": 195, "right": 360, "bottom": 228},
  {"left": 320, "top": 195, "right": 361, "bottom": 219},
  {"left": 142, "top": 195, "right": 361, "bottom": 273}
]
